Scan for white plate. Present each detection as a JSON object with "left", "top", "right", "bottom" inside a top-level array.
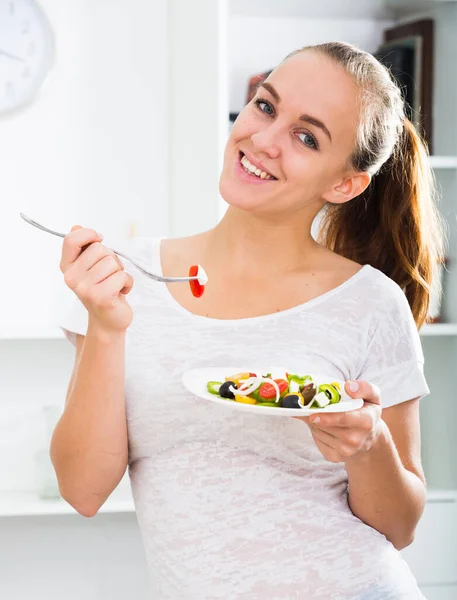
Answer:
[{"left": 182, "top": 367, "right": 364, "bottom": 416}]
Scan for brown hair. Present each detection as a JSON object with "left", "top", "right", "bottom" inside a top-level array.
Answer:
[{"left": 284, "top": 42, "right": 446, "bottom": 328}]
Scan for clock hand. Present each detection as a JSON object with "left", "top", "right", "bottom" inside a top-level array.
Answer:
[{"left": 0, "top": 48, "right": 25, "bottom": 63}]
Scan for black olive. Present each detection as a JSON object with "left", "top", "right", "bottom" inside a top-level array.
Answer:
[
  {"left": 219, "top": 381, "right": 237, "bottom": 399},
  {"left": 282, "top": 394, "right": 301, "bottom": 409}
]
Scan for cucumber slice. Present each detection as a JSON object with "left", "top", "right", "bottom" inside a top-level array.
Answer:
[
  {"left": 288, "top": 373, "right": 312, "bottom": 385},
  {"left": 250, "top": 388, "right": 262, "bottom": 402},
  {"left": 207, "top": 381, "right": 222, "bottom": 396}
]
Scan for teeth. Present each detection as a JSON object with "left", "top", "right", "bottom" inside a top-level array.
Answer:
[{"left": 241, "top": 154, "right": 274, "bottom": 180}]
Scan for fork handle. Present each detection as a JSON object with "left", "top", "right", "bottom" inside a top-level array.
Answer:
[{"left": 20, "top": 213, "right": 199, "bottom": 283}]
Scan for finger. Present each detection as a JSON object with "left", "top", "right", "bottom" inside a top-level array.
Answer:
[
  {"left": 76, "top": 242, "right": 123, "bottom": 274},
  {"left": 86, "top": 255, "right": 123, "bottom": 285},
  {"left": 309, "top": 404, "right": 380, "bottom": 430},
  {"left": 60, "top": 227, "right": 103, "bottom": 272},
  {"left": 345, "top": 380, "right": 381, "bottom": 406},
  {"left": 311, "top": 424, "right": 364, "bottom": 449},
  {"left": 75, "top": 270, "right": 131, "bottom": 308},
  {"left": 70, "top": 225, "right": 83, "bottom": 232},
  {"left": 63, "top": 245, "right": 121, "bottom": 291},
  {"left": 101, "top": 271, "right": 134, "bottom": 298},
  {"left": 119, "top": 272, "right": 134, "bottom": 295},
  {"left": 311, "top": 427, "right": 353, "bottom": 457},
  {"left": 308, "top": 410, "right": 358, "bottom": 428}
]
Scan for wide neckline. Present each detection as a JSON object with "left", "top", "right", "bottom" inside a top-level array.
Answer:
[{"left": 155, "top": 237, "right": 371, "bottom": 326}]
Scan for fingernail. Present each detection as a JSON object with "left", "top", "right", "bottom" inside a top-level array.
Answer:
[
  {"left": 311, "top": 416, "right": 321, "bottom": 424},
  {"left": 349, "top": 381, "right": 359, "bottom": 393},
  {"left": 98, "top": 232, "right": 104, "bottom": 240}
]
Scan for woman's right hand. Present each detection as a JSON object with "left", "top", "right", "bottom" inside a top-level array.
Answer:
[{"left": 60, "top": 225, "right": 134, "bottom": 333}]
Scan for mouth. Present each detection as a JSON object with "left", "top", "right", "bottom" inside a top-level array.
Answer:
[{"left": 238, "top": 152, "right": 277, "bottom": 181}]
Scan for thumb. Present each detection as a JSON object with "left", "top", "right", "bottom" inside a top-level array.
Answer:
[
  {"left": 345, "top": 380, "right": 381, "bottom": 405},
  {"left": 70, "top": 225, "right": 83, "bottom": 232}
]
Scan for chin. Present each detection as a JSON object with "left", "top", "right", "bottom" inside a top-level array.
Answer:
[{"left": 218, "top": 174, "right": 266, "bottom": 212}]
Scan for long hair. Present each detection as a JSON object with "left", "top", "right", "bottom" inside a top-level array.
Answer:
[{"left": 284, "top": 42, "right": 446, "bottom": 328}]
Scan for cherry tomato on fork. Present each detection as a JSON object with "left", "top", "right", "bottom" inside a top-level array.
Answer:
[{"left": 189, "top": 265, "right": 205, "bottom": 298}]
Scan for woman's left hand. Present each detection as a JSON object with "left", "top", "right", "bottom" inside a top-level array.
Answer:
[{"left": 295, "top": 380, "right": 384, "bottom": 463}]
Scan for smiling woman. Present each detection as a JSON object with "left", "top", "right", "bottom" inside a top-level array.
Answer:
[{"left": 54, "top": 41, "right": 443, "bottom": 600}]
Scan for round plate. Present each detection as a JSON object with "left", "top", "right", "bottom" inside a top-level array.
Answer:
[{"left": 182, "top": 367, "right": 364, "bottom": 416}]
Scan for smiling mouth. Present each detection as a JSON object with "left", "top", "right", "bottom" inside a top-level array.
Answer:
[{"left": 239, "top": 152, "right": 277, "bottom": 180}]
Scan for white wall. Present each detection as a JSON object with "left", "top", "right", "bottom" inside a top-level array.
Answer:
[
  {"left": 1, "top": 0, "right": 169, "bottom": 335},
  {"left": 168, "top": 0, "right": 228, "bottom": 237},
  {"left": 0, "top": 2, "right": 227, "bottom": 599},
  {"left": 229, "top": 15, "right": 394, "bottom": 113},
  {"left": 0, "top": 1, "right": 167, "bottom": 598}
]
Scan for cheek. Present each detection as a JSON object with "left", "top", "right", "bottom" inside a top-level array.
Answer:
[{"left": 230, "top": 108, "right": 259, "bottom": 142}]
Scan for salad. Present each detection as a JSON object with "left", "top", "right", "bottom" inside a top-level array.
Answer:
[{"left": 206, "top": 369, "right": 345, "bottom": 409}]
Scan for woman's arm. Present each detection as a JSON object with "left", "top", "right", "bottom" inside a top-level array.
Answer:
[
  {"left": 50, "top": 327, "right": 129, "bottom": 518},
  {"left": 298, "top": 381, "right": 427, "bottom": 550},
  {"left": 344, "top": 397, "right": 426, "bottom": 550}
]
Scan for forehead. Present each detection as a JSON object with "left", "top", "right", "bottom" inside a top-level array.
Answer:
[{"left": 267, "top": 51, "right": 360, "bottom": 145}]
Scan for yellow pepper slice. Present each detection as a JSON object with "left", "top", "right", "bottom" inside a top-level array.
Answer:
[
  {"left": 235, "top": 394, "right": 257, "bottom": 404},
  {"left": 226, "top": 372, "right": 251, "bottom": 384}
]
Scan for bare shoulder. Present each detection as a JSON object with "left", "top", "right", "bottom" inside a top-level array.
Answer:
[{"left": 318, "top": 246, "right": 364, "bottom": 280}]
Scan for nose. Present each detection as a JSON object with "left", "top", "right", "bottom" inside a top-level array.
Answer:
[{"left": 251, "top": 125, "right": 281, "bottom": 159}]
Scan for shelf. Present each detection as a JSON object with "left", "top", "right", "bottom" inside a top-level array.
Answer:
[
  {"left": 1, "top": 487, "right": 453, "bottom": 517},
  {"left": 428, "top": 156, "right": 457, "bottom": 169},
  {"left": 420, "top": 323, "right": 457, "bottom": 336},
  {"left": 427, "top": 489, "right": 457, "bottom": 503},
  {"left": 0, "top": 327, "right": 65, "bottom": 340},
  {"left": 0, "top": 488, "right": 135, "bottom": 517}
]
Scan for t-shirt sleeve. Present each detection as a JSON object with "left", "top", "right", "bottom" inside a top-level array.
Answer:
[
  {"left": 356, "top": 279, "right": 429, "bottom": 409},
  {"left": 58, "top": 294, "right": 89, "bottom": 347}
]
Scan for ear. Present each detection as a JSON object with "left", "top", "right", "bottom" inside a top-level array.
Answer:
[{"left": 322, "top": 171, "right": 371, "bottom": 205}]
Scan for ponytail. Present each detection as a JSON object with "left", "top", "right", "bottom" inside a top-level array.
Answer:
[{"left": 319, "top": 118, "right": 445, "bottom": 328}]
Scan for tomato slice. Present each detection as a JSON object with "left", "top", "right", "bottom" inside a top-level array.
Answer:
[
  {"left": 189, "top": 265, "right": 205, "bottom": 298},
  {"left": 259, "top": 379, "right": 289, "bottom": 399}
]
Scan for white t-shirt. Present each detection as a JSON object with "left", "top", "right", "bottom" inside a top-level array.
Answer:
[{"left": 59, "top": 237, "right": 428, "bottom": 600}]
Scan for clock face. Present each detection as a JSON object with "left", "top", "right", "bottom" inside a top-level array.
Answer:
[{"left": 0, "top": 0, "right": 54, "bottom": 113}]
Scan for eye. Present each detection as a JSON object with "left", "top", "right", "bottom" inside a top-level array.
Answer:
[
  {"left": 297, "top": 131, "right": 319, "bottom": 150},
  {"left": 254, "top": 97, "right": 274, "bottom": 116}
]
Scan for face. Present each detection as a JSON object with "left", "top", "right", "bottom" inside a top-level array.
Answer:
[{"left": 219, "top": 51, "right": 368, "bottom": 217}]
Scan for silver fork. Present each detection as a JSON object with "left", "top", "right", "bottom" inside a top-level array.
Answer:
[{"left": 20, "top": 213, "right": 201, "bottom": 284}]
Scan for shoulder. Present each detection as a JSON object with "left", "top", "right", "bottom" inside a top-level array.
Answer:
[
  {"left": 362, "top": 266, "right": 411, "bottom": 310},
  {"left": 358, "top": 266, "right": 419, "bottom": 344}
]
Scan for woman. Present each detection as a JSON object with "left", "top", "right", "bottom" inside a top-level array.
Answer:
[{"left": 52, "top": 42, "right": 444, "bottom": 599}]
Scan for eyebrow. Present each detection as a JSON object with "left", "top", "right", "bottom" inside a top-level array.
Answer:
[{"left": 259, "top": 82, "right": 332, "bottom": 142}]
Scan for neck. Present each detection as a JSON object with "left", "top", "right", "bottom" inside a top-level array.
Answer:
[{"left": 205, "top": 205, "right": 322, "bottom": 277}]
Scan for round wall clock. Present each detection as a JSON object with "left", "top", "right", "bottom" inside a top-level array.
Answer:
[{"left": 0, "top": 0, "right": 54, "bottom": 114}]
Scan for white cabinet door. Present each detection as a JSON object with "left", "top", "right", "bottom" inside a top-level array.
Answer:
[{"left": 2, "top": 0, "right": 169, "bottom": 337}]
